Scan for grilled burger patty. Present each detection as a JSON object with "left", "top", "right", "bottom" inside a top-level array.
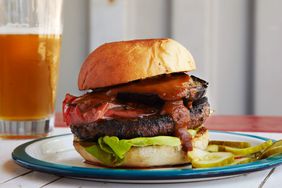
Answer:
[{"left": 70, "top": 97, "right": 210, "bottom": 141}]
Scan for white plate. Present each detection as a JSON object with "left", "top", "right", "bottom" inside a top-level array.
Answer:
[{"left": 12, "top": 131, "right": 282, "bottom": 183}]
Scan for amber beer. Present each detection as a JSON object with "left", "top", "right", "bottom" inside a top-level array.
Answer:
[{"left": 0, "top": 34, "right": 61, "bottom": 121}]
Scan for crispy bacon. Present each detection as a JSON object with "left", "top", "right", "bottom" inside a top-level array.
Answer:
[{"left": 63, "top": 93, "right": 159, "bottom": 126}]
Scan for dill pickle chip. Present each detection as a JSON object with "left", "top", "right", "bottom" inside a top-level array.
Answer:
[
  {"left": 188, "top": 148, "right": 210, "bottom": 161},
  {"left": 209, "top": 140, "right": 251, "bottom": 148},
  {"left": 207, "top": 144, "right": 226, "bottom": 152},
  {"left": 263, "top": 140, "right": 282, "bottom": 152},
  {"left": 225, "top": 140, "right": 273, "bottom": 155},
  {"left": 231, "top": 157, "right": 252, "bottom": 165},
  {"left": 259, "top": 140, "right": 282, "bottom": 159},
  {"left": 191, "top": 152, "right": 234, "bottom": 168},
  {"left": 270, "top": 140, "right": 282, "bottom": 148},
  {"left": 260, "top": 147, "right": 282, "bottom": 159},
  {"left": 207, "top": 145, "right": 219, "bottom": 152}
]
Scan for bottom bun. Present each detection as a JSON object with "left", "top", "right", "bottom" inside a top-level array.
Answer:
[{"left": 73, "top": 129, "right": 209, "bottom": 168}]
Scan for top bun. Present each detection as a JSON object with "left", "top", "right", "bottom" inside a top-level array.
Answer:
[{"left": 78, "top": 38, "right": 196, "bottom": 90}]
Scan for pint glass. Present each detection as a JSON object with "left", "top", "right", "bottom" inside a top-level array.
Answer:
[{"left": 0, "top": 0, "right": 63, "bottom": 138}]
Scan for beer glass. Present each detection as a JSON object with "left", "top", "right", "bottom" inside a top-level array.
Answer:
[{"left": 0, "top": 0, "right": 63, "bottom": 138}]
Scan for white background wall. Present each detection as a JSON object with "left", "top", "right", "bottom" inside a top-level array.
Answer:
[
  {"left": 57, "top": 0, "right": 282, "bottom": 116},
  {"left": 57, "top": 0, "right": 88, "bottom": 111},
  {"left": 254, "top": 0, "right": 282, "bottom": 115}
]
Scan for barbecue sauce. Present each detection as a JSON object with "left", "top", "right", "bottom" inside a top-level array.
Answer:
[
  {"left": 161, "top": 101, "right": 192, "bottom": 151},
  {"left": 106, "top": 74, "right": 191, "bottom": 101}
]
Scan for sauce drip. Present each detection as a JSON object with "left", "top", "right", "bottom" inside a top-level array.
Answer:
[{"left": 161, "top": 101, "right": 192, "bottom": 151}]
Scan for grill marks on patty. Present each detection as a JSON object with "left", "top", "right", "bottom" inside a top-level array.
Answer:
[
  {"left": 71, "top": 115, "right": 174, "bottom": 141},
  {"left": 70, "top": 97, "right": 210, "bottom": 141}
]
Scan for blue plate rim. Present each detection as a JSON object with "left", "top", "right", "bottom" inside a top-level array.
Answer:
[{"left": 12, "top": 131, "right": 282, "bottom": 180}]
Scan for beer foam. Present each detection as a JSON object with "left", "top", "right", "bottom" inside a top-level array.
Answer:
[{"left": 0, "top": 26, "right": 62, "bottom": 35}]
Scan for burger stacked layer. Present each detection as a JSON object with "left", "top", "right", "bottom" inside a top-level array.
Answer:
[{"left": 62, "top": 39, "right": 211, "bottom": 167}]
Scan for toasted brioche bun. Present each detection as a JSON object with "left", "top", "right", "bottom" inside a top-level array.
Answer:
[
  {"left": 78, "top": 38, "right": 196, "bottom": 90},
  {"left": 73, "top": 129, "right": 208, "bottom": 168}
]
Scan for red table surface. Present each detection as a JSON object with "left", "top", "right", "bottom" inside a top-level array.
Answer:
[{"left": 55, "top": 113, "right": 282, "bottom": 133}]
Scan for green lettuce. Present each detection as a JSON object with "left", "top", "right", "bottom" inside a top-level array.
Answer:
[
  {"left": 84, "top": 136, "right": 181, "bottom": 166},
  {"left": 83, "top": 127, "right": 202, "bottom": 166},
  {"left": 85, "top": 143, "right": 115, "bottom": 166}
]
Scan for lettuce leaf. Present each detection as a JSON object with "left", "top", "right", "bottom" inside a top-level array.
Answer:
[
  {"left": 84, "top": 136, "right": 181, "bottom": 166},
  {"left": 84, "top": 143, "right": 114, "bottom": 166},
  {"left": 83, "top": 127, "right": 203, "bottom": 166},
  {"left": 102, "top": 136, "right": 132, "bottom": 159},
  {"left": 103, "top": 136, "right": 181, "bottom": 160}
]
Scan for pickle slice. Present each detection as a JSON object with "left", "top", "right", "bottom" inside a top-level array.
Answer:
[
  {"left": 188, "top": 148, "right": 210, "bottom": 161},
  {"left": 231, "top": 157, "right": 252, "bottom": 165},
  {"left": 259, "top": 140, "right": 282, "bottom": 159},
  {"left": 269, "top": 140, "right": 282, "bottom": 148},
  {"left": 225, "top": 140, "right": 273, "bottom": 155},
  {"left": 207, "top": 145, "right": 219, "bottom": 152},
  {"left": 260, "top": 147, "right": 282, "bottom": 159},
  {"left": 209, "top": 140, "right": 251, "bottom": 148},
  {"left": 191, "top": 152, "right": 234, "bottom": 168},
  {"left": 207, "top": 144, "right": 226, "bottom": 152}
]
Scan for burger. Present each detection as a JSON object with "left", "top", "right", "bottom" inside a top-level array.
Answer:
[{"left": 63, "top": 38, "right": 211, "bottom": 167}]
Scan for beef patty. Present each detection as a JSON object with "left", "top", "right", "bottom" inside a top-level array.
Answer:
[{"left": 70, "top": 97, "right": 210, "bottom": 141}]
